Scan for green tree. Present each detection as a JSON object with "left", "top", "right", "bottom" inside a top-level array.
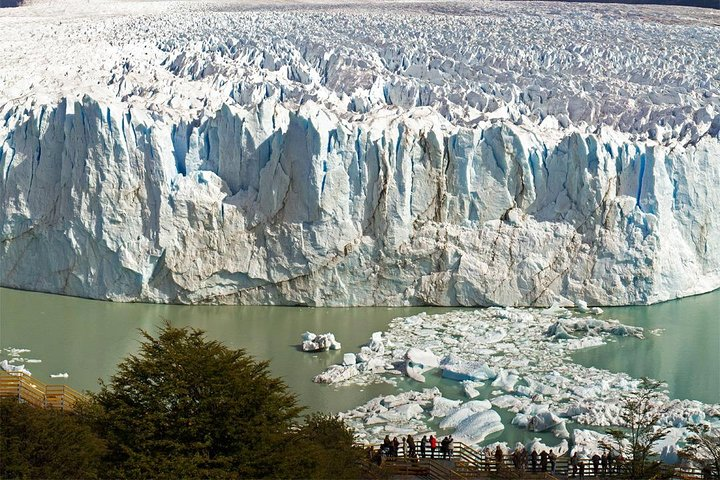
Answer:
[
  {"left": 0, "top": 399, "right": 105, "bottom": 479},
  {"left": 283, "top": 413, "right": 366, "bottom": 479},
  {"left": 83, "top": 323, "right": 304, "bottom": 479},
  {"left": 602, "top": 378, "right": 672, "bottom": 479}
]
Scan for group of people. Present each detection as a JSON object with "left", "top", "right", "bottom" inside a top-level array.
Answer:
[
  {"left": 483, "top": 444, "right": 626, "bottom": 477},
  {"left": 380, "top": 434, "right": 455, "bottom": 460},
  {"left": 568, "top": 451, "right": 625, "bottom": 478}
]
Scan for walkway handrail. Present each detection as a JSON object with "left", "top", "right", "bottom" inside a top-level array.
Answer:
[{"left": 0, "top": 371, "right": 85, "bottom": 412}]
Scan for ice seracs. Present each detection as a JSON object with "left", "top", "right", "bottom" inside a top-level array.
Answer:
[{"left": 1, "top": 0, "right": 718, "bottom": 307}]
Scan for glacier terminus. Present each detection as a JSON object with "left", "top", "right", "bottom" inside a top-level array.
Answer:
[{"left": 1, "top": 0, "right": 719, "bottom": 306}]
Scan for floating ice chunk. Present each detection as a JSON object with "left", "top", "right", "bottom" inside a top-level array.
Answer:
[
  {"left": 528, "top": 410, "right": 563, "bottom": 432},
  {"left": 25, "top": 359, "right": 42, "bottom": 363},
  {"left": 575, "top": 300, "right": 590, "bottom": 313},
  {"left": 453, "top": 409, "right": 504, "bottom": 445},
  {"left": 406, "top": 364, "right": 427, "bottom": 383},
  {"left": 343, "top": 353, "right": 357, "bottom": 366},
  {"left": 553, "top": 421, "right": 570, "bottom": 439},
  {"left": 382, "top": 403, "right": 424, "bottom": 422},
  {"left": 439, "top": 400, "right": 492, "bottom": 429},
  {"left": 462, "top": 380, "right": 481, "bottom": 398},
  {"left": 492, "top": 370, "right": 519, "bottom": 392},
  {"left": 0, "top": 360, "right": 31, "bottom": 376},
  {"left": 302, "top": 332, "right": 341, "bottom": 352},
  {"left": 491, "top": 394, "right": 529, "bottom": 412},
  {"left": 405, "top": 348, "right": 439, "bottom": 369},
  {"left": 542, "top": 302, "right": 572, "bottom": 318},
  {"left": 440, "top": 354, "right": 496, "bottom": 382},
  {"left": 50, "top": 373, "right": 69, "bottom": 378},
  {"left": 431, "top": 396, "right": 462, "bottom": 418},
  {"left": 512, "top": 413, "right": 530, "bottom": 428},
  {"left": 313, "top": 364, "right": 358, "bottom": 384},
  {"left": 368, "top": 332, "right": 385, "bottom": 354}
]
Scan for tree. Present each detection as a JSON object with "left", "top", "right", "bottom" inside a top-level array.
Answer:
[
  {"left": 602, "top": 378, "right": 672, "bottom": 479},
  {"left": 0, "top": 399, "right": 105, "bottom": 479},
  {"left": 83, "top": 323, "right": 304, "bottom": 479},
  {"left": 680, "top": 424, "right": 720, "bottom": 479},
  {"left": 282, "top": 413, "right": 366, "bottom": 479}
]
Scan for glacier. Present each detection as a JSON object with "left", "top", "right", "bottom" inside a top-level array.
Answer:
[{"left": 0, "top": 0, "right": 719, "bottom": 306}]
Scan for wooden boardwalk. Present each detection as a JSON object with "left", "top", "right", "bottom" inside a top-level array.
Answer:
[
  {"left": 0, "top": 370, "right": 85, "bottom": 411},
  {"left": 360, "top": 442, "right": 711, "bottom": 480}
]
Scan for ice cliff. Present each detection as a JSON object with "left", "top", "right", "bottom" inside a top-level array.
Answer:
[{"left": 1, "top": 0, "right": 719, "bottom": 306}]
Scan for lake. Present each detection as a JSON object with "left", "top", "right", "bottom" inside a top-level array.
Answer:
[{"left": 1, "top": 287, "right": 718, "bottom": 445}]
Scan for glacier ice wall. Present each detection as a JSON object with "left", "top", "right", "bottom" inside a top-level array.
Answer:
[
  {"left": 2, "top": 96, "right": 718, "bottom": 305},
  {"left": 0, "top": 0, "right": 719, "bottom": 306}
]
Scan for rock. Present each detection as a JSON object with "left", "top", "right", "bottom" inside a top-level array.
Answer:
[{"left": 343, "top": 353, "right": 357, "bottom": 366}]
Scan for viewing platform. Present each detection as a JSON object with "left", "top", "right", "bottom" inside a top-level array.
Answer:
[
  {"left": 360, "top": 442, "right": 710, "bottom": 480},
  {"left": 0, "top": 370, "right": 85, "bottom": 412}
]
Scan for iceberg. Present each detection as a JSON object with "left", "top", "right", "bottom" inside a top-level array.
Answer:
[{"left": 453, "top": 409, "right": 505, "bottom": 445}]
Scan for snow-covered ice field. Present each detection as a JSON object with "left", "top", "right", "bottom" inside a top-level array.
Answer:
[{"left": 1, "top": 0, "right": 719, "bottom": 307}]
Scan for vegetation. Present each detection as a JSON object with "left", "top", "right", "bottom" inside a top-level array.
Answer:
[
  {"left": 0, "top": 399, "right": 105, "bottom": 479},
  {"left": 680, "top": 424, "right": 720, "bottom": 479},
  {"left": 602, "top": 378, "right": 672, "bottom": 479},
  {"left": 1, "top": 323, "right": 365, "bottom": 479}
]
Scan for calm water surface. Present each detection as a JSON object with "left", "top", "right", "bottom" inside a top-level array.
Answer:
[{"left": 1, "top": 287, "right": 718, "bottom": 445}]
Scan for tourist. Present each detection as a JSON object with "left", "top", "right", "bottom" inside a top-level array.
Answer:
[
  {"left": 512, "top": 447, "right": 521, "bottom": 470},
  {"left": 549, "top": 449, "right": 557, "bottom": 474},
  {"left": 616, "top": 453, "right": 624, "bottom": 475},
  {"left": 430, "top": 434, "right": 437, "bottom": 458},
  {"left": 592, "top": 453, "right": 600, "bottom": 476},
  {"left": 448, "top": 435, "right": 454, "bottom": 459},
  {"left": 392, "top": 437, "right": 400, "bottom": 457},
  {"left": 601, "top": 452, "right": 607, "bottom": 475},
  {"left": 607, "top": 450, "right": 614, "bottom": 473},
  {"left": 420, "top": 435, "right": 427, "bottom": 458},
  {"left": 495, "top": 445, "right": 504, "bottom": 471},
  {"left": 382, "top": 435, "right": 392, "bottom": 457},
  {"left": 531, "top": 449, "right": 538, "bottom": 472},
  {"left": 579, "top": 457, "right": 585, "bottom": 479},
  {"left": 520, "top": 446, "right": 528, "bottom": 472},
  {"left": 441, "top": 436, "right": 449, "bottom": 459},
  {"left": 540, "top": 450, "right": 548, "bottom": 472},
  {"left": 407, "top": 435, "right": 416, "bottom": 459},
  {"left": 570, "top": 452, "right": 579, "bottom": 477}
]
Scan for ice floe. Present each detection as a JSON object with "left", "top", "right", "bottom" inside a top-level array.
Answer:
[{"left": 328, "top": 307, "right": 719, "bottom": 452}]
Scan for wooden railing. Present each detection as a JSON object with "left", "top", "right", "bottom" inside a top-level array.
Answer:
[
  {"left": 0, "top": 371, "right": 85, "bottom": 411},
  {"left": 359, "top": 441, "right": 712, "bottom": 479}
]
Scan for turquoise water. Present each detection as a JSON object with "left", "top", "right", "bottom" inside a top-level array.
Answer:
[{"left": 1, "top": 287, "right": 718, "bottom": 446}]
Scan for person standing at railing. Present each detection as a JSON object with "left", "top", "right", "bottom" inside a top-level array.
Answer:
[
  {"left": 495, "top": 445, "right": 504, "bottom": 472},
  {"left": 392, "top": 437, "right": 400, "bottom": 458},
  {"left": 570, "top": 452, "right": 579, "bottom": 477},
  {"left": 592, "top": 453, "right": 601, "bottom": 476},
  {"left": 441, "top": 436, "right": 449, "bottom": 459},
  {"left": 549, "top": 449, "right": 557, "bottom": 474},
  {"left": 601, "top": 452, "right": 608, "bottom": 475},
  {"left": 430, "top": 434, "right": 437, "bottom": 459},
  {"left": 540, "top": 450, "right": 548, "bottom": 472},
  {"left": 447, "top": 435, "right": 454, "bottom": 459},
  {"left": 406, "top": 435, "right": 416, "bottom": 460},
  {"left": 420, "top": 435, "right": 427, "bottom": 458}
]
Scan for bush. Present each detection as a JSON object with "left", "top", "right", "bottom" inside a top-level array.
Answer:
[
  {"left": 0, "top": 399, "right": 105, "bottom": 479},
  {"left": 283, "top": 413, "right": 366, "bottom": 479}
]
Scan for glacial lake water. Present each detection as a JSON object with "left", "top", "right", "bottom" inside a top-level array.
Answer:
[{"left": 1, "top": 287, "right": 718, "bottom": 446}]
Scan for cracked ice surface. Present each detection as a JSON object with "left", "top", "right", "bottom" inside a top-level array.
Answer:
[
  {"left": 336, "top": 309, "right": 720, "bottom": 446},
  {"left": 1, "top": 0, "right": 719, "bottom": 305}
]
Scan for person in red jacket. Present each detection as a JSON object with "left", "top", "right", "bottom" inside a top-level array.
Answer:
[{"left": 430, "top": 435, "right": 437, "bottom": 458}]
